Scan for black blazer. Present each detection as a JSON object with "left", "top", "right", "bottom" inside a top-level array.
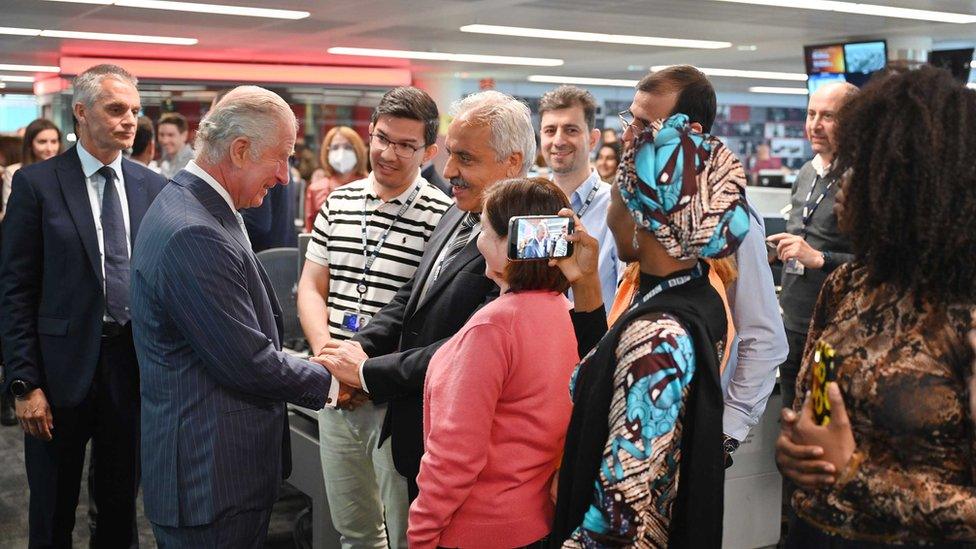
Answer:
[
  {"left": 0, "top": 147, "right": 167, "bottom": 406},
  {"left": 353, "top": 205, "right": 498, "bottom": 480}
]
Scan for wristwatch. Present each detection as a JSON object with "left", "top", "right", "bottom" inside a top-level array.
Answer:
[
  {"left": 820, "top": 250, "right": 832, "bottom": 271},
  {"left": 10, "top": 379, "right": 35, "bottom": 399},
  {"left": 723, "top": 434, "right": 740, "bottom": 469}
]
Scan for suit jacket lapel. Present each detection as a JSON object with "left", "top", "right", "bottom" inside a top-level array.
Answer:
[
  {"left": 406, "top": 206, "right": 463, "bottom": 314},
  {"left": 415, "top": 238, "right": 483, "bottom": 312},
  {"left": 56, "top": 147, "right": 103, "bottom": 287},
  {"left": 175, "top": 170, "right": 251, "bottom": 252},
  {"left": 121, "top": 158, "right": 150, "bottom": 245}
]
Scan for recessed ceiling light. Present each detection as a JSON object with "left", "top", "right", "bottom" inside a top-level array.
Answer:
[
  {"left": 713, "top": 0, "right": 976, "bottom": 24},
  {"left": 0, "top": 74, "right": 36, "bottom": 82},
  {"left": 328, "top": 47, "right": 563, "bottom": 67},
  {"left": 749, "top": 86, "right": 808, "bottom": 94},
  {"left": 651, "top": 65, "right": 807, "bottom": 81},
  {"left": 459, "top": 24, "right": 731, "bottom": 49},
  {"left": 528, "top": 75, "right": 637, "bottom": 87},
  {"left": 737, "top": 45, "right": 758, "bottom": 51},
  {"left": 0, "top": 26, "right": 197, "bottom": 45},
  {"left": 0, "top": 63, "right": 60, "bottom": 72},
  {"left": 44, "top": 0, "right": 310, "bottom": 20}
]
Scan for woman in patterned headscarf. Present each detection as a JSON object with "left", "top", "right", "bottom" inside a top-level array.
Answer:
[{"left": 550, "top": 113, "right": 750, "bottom": 548}]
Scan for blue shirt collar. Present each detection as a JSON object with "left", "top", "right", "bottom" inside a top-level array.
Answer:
[
  {"left": 76, "top": 141, "right": 123, "bottom": 181},
  {"left": 570, "top": 170, "right": 602, "bottom": 209}
]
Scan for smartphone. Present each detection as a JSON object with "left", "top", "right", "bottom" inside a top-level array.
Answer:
[
  {"left": 507, "top": 215, "right": 574, "bottom": 261},
  {"left": 810, "top": 340, "right": 837, "bottom": 426}
]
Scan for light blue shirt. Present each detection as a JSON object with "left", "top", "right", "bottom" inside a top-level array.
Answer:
[
  {"left": 721, "top": 205, "right": 788, "bottom": 441},
  {"left": 569, "top": 170, "right": 623, "bottom": 308}
]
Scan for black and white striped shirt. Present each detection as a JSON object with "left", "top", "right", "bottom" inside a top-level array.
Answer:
[{"left": 305, "top": 173, "right": 451, "bottom": 340}]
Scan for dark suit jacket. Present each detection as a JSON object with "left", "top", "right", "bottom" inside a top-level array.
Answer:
[
  {"left": 0, "top": 147, "right": 166, "bottom": 406},
  {"left": 131, "top": 169, "right": 333, "bottom": 527},
  {"left": 240, "top": 172, "right": 297, "bottom": 252},
  {"left": 353, "top": 205, "right": 498, "bottom": 481},
  {"left": 421, "top": 163, "right": 452, "bottom": 197}
]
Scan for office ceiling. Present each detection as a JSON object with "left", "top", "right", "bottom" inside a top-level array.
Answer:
[{"left": 1, "top": 0, "right": 974, "bottom": 93}]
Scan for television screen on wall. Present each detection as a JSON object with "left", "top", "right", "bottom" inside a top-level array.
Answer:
[{"left": 803, "top": 40, "right": 887, "bottom": 93}]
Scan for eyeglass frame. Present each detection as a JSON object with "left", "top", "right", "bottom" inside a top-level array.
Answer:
[
  {"left": 618, "top": 109, "right": 651, "bottom": 135},
  {"left": 369, "top": 132, "right": 425, "bottom": 158}
]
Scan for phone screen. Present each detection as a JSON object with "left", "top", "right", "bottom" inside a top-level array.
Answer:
[
  {"left": 507, "top": 215, "right": 574, "bottom": 261},
  {"left": 810, "top": 340, "right": 837, "bottom": 426}
]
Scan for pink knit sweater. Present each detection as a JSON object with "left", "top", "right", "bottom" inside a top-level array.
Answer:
[{"left": 408, "top": 290, "right": 580, "bottom": 549}]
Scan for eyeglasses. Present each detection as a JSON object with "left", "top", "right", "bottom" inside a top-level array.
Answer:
[
  {"left": 618, "top": 109, "right": 649, "bottom": 134},
  {"left": 369, "top": 132, "right": 423, "bottom": 158}
]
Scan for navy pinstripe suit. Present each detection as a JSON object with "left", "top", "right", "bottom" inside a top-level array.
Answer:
[{"left": 131, "top": 170, "right": 332, "bottom": 543}]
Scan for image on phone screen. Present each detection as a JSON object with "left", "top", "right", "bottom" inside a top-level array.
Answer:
[{"left": 508, "top": 215, "right": 574, "bottom": 261}]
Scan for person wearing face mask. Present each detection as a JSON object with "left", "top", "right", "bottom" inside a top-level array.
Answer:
[{"left": 305, "top": 126, "right": 368, "bottom": 232}]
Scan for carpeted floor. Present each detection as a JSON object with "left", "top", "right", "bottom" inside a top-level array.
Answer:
[{"left": 0, "top": 422, "right": 309, "bottom": 548}]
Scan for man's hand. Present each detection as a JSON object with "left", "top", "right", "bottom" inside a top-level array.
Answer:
[
  {"left": 775, "top": 406, "right": 836, "bottom": 489},
  {"left": 313, "top": 340, "right": 368, "bottom": 389},
  {"left": 767, "top": 233, "right": 824, "bottom": 269},
  {"left": 15, "top": 388, "right": 53, "bottom": 441}
]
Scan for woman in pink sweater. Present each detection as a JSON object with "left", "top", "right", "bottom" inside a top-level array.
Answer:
[{"left": 408, "top": 178, "right": 580, "bottom": 548}]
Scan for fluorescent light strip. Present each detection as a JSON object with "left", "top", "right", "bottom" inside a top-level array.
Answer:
[
  {"left": 328, "top": 47, "right": 563, "bottom": 67},
  {"left": 749, "top": 86, "right": 808, "bottom": 94},
  {"left": 460, "top": 24, "right": 731, "bottom": 49},
  {"left": 651, "top": 65, "right": 807, "bottom": 81},
  {"left": 0, "top": 26, "right": 196, "bottom": 45},
  {"left": 0, "top": 74, "right": 36, "bottom": 82},
  {"left": 0, "top": 63, "right": 60, "bottom": 72},
  {"left": 713, "top": 0, "right": 976, "bottom": 24},
  {"left": 44, "top": 0, "right": 309, "bottom": 20},
  {"left": 528, "top": 75, "right": 637, "bottom": 87}
]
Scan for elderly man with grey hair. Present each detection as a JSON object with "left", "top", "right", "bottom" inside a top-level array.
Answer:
[
  {"left": 317, "top": 89, "right": 536, "bottom": 502},
  {"left": 0, "top": 63, "right": 167, "bottom": 547},
  {"left": 130, "top": 85, "right": 336, "bottom": 548}
]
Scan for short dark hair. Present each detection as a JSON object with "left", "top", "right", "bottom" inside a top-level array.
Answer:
[
  {"left": 22, "top": 118, "right": 61, "bottom": 167},
  {"left": 637, "top": 65, "right": 717, "bottom": 132},
  {"left": 538, "top": 85, "right": 597, "bottom": 130},
  {"left": 0, "top": 135, "right": 23, "bottom": 167},
  {"left": 369, "top": 86, "right": 439, "bottom": 146},
  {"left": 483, "top": 177, "right": 571, "bottom": 294},
  {"left": 158, "top": 112, "right": 188, "bottom": 134},
  {"left": 131, "top": 116, "right": 155, "bottom": 157},
  {"left": 832, "top": 64, "right": 976, "bottom": 304}
]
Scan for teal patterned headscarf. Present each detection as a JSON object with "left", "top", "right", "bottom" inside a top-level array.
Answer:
[{"left": 617, "top": 113, "right": 749, "bottom": 260}]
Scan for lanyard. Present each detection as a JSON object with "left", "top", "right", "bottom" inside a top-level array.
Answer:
[
  {"left": 800, "top": 174, "right": 834, "bottom": 236},
  {"left": 575, "top": 181, "right": 599, "bottom": 219},
  {"left": 629, "top": 262, "right": 704, "bottom": 310},
  {"left": 357, "top": 184, "right": 421, "bottom": 307}
]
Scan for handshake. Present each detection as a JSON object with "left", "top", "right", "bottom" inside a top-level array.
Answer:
[{"left": 311, "top": 340, "right": 371, "bottom": 411}]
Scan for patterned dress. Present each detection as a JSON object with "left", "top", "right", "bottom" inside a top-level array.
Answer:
[
  {"left": 792, "top": 262, "right": 976, "bottom": 544},
  {"left": 564, "top": 312, "right": 721, "bottom": 548}
]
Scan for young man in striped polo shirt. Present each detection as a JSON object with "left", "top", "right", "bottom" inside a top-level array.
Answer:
[{"left": 297, "top": 86, "right": 451, "bottom": 548}]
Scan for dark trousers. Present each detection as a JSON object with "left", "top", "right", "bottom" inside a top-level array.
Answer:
[
  {"left": 151, "top": 508, "right": 272, "bottom": 549},
  {"left": 778, "top": 328, "right": 808, "bottom": 412},
  {"left": 786, "top": 517, "right": 972, "bottom": 549},
  {"left": 24, "top": 328, "right": 141, "bottom": 549}
]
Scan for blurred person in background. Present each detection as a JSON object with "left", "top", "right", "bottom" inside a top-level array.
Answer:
[
  {"left": 594, "top": 142, "right": 620, "bottom": 184},
  {"left": 408, "top": 178, "right": 578, "bottom": 548},
  {"left": 2, "top": 119, "right": 60, "bottom": 217},
  {"left": 305, "top": 126, "right": 367, "bottom": 232},
  {"left": 156, "top": 112, "right": 193, "bottom": 179},
  {"left": 775, "top": 65, "right": 976, "bottom": 547},
  {"left": 128, "top": 116, "right": 158, "bottom": 172}
]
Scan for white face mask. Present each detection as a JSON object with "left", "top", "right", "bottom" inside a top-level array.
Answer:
[{"left": 328, "top": 148, "right": 357, "bottom": 174}]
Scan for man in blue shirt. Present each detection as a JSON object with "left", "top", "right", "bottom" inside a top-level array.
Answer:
[{"left": 539, "top": 86, "right": 622, "bottom": 307}]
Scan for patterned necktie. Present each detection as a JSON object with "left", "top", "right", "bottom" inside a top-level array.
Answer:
[
  {"left": 433, "top": 212, "right": 479, "bottom": 281},
  {"left": 98, "top": 166, "right": 130, "bottom": 324}
]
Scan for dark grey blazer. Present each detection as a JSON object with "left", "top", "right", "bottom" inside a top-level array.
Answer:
[{"left": 131, "top": 170, "right": 332, "bottom": 527}]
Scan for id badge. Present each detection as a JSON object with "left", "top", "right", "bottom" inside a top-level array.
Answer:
[
  {"left": 784, "top": 257, "right": 805, "bottom": 276},
  {"left": 341, "top": 311, "right": 371, "bottom": 333}
]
